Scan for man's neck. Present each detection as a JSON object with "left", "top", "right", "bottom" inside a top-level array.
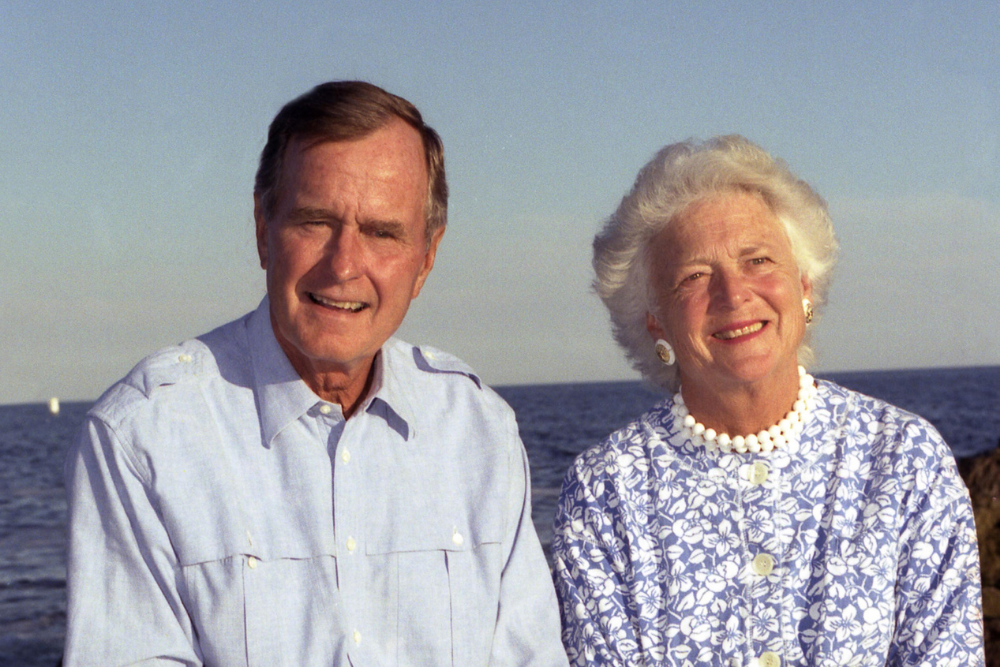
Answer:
[
  {"left": 273, "top": 338, "right": 378, "bottom": 419},
  {"left": 304, "top": 359, "right": 376, "bottom": 419}
]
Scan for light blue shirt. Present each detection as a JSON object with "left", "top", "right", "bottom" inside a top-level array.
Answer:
[
  {"left": 553, "top": 380, "right": 984, "bottom": 667},
  {"left": 65, "top": 298, "right": 568, "bottom": 667}
]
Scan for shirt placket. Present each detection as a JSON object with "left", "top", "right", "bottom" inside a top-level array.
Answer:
[
  {"left": 329, "top": 406, "right": 368, "bottom": 658},
  {"left": 741, "top": 459, "right": 785, "bottom": 667}
]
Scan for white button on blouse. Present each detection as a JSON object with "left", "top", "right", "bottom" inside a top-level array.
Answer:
[
  {"left": 752, "top": 553, "right": 774, "bottom": 576},
  {"left": 759, "top": 651, "right": 780, "bottom": 667},
  {"left": 749, "top": 461, "right": 769, "bottom": 485}
]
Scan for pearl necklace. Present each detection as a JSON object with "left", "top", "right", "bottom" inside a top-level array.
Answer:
[{"left": 671, "top": 366, "right": 818, "bottom": 454}]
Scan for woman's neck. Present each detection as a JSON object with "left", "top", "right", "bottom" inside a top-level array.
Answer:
[{"left": 678, "top": 365, "right": 804, "bottom": 437}]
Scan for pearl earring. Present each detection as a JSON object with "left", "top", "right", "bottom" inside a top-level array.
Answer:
[{"left": 655, "top": 339, "right": 676, "bottom": 365}]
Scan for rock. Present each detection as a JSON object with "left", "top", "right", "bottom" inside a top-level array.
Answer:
[
  {"left": 957, "top": 444, "right": 1000, "bottom": 666},
  {"left": 958, "top": 445, "right": 1000, "bottom": 590}
]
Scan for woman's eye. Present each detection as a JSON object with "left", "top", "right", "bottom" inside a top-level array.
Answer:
[
  {"left": 750, "top": 257, "right": 769, "bottom": 266},
  {"left": 682, "top": 272, "right": 704, "bottom": 284}
]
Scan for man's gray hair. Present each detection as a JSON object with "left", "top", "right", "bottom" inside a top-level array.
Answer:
[
  {"left": 255, "top": 81, "right": 447, "bottom": 239},
  {"left": 592, "top": 135, "right": 839, "bottom": 390}
]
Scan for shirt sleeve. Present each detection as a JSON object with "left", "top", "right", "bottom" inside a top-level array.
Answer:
[
  {"left": 488, "top": 414, "right": 571, "bottom": 667},
  {"left": 551, "top": 453, "right": 646, "bottom": 667},
  {"left": 64, "top": 415, "right": 202, "bottom": 667},
  {"left": 887, "top": 422, "right": 986, "bottom": 666}
]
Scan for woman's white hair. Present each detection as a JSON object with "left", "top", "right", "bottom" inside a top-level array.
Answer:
[{"left": 593, "top": 135, "right": 839, "bottom": 390}]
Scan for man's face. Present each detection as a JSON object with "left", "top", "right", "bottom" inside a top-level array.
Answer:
[{"left": 256, "top": 119, "right": 443, "bottom": 383}]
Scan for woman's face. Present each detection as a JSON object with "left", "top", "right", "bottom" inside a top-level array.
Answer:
[{"left": 646, "top": 191, "right": 811, "bottom": 394}]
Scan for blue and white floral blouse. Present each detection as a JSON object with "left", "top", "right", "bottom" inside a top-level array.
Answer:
[{"left": 553, "top": 380, "right": 984, "bottom": 667}]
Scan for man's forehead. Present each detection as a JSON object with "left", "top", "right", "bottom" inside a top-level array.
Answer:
[
  {"left": 278, "top": 126, "right": 424, "bottom": 187},
  {"left": 290, "top": 120, "right": 423, "bottom": 161}
]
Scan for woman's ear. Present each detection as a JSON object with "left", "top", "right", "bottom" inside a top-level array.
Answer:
[{"left": 646, "top": 312, "right": 666, "bottom": 342}]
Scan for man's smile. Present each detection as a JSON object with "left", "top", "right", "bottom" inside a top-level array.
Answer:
[{"left": 308, "top": 292, "right": 368, "bottom": 312}]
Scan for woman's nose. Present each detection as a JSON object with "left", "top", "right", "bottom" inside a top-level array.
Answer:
[{"left": 711, "top": 270, "right": 751, "bottom": 308}]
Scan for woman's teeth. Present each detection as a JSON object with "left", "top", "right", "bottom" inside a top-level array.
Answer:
[{"left": 714, "top": 322, "right": 764, "bottom": 340}]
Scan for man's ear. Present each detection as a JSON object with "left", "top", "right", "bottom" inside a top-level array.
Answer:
[
  {"left": 254, "top": 194, "right": 268, "bottom": 270},
  {"left": 410, "top": 225, "right": 446, "bottom": 300}
]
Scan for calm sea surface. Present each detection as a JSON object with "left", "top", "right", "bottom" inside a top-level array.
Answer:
[{"left": 2, "top": 366, "right": 998, "bottom": 665}]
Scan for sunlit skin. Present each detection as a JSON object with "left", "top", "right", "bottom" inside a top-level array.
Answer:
[
  {"left": 255, "top": 119, "right": 444, "bottom": 416},
  {"left": 645, "top": 191, "right": 812, "bottom": 436}
]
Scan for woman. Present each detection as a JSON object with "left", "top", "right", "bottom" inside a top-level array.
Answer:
[{"left": 552, "top": 136, "right": 984, "bottom": 667}]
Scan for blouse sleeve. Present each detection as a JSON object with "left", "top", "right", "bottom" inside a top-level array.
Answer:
[
  {"left": 888, "top": 420, "right": 985, "bottom": 666},
  {"left": 552, "top": 452, "right": 652, "bottom": 667}
]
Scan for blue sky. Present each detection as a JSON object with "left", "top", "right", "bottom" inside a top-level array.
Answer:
[{"left": 2, "top": 1, "right": 998, "bottom": 404}]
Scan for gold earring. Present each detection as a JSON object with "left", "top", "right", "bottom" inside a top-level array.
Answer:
[
  {"left": 655, "top": 339, "right": 676, "bottom": 365},
  {"left": 803, "top": 299, "right": 814, "bottom": 325}
]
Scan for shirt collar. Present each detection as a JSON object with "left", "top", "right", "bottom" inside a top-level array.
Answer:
[
  {"left": 365, "top": 338, "right": 417, "bottom": 441},
  {"left": 248, "top": 298, "right": 321, "bottom": 447},
  {"left": 248, "top": 298, "right": 415, "bottom": 445}
]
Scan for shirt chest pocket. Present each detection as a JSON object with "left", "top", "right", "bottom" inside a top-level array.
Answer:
[
  {"left": 365, "top": 514, "right": 504, "bottom": 667},
  {"left": 181, "top": 552, "right": 347, "bottom": 667}
]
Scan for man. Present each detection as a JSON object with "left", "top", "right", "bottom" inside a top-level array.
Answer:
[{"left": 64, "top": 81, "right": 568, "bottom": 666}]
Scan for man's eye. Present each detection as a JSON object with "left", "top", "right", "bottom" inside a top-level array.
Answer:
[{"left": 366, "top": 226, "right": 401, "bottom": 240}]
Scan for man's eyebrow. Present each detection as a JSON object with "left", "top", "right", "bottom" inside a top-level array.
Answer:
[{"left": 286, "top": 207, "right": 339, "bottom": 222}]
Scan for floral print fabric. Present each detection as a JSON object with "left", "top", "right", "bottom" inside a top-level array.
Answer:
[{"left": 553, "top": 380, "right": 984, "bottom": 666}]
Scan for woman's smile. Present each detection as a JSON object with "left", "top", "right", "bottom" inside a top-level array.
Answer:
[{"left": 712, "top": 320, "right": 766, "bottom": 341}]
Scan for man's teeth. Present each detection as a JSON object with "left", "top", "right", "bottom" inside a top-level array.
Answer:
[
  {"left": 311, "top": 294, "right": 365, "bottom": 312},
  {"left": 714, "top": 322, "right": 764, "bottom": 340}
]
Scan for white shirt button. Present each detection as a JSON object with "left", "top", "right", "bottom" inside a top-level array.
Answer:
[
  {"left": 752, "top": 553, "right": 775, "bottom": 576},
  {"left": 749, "top": 461, "right": 769, "bottom": 485},
  {"left": 341, "top": 448, "right": 351, "bottom": 463},
  {"left": 178, "top": 353, "right": 192, "bottom": 363},
  {"left": 247, "top": 556, "right": 258, "bottom": 569},
  {"left": 353, "top": 630, "right": 362, "bottom": 644},
  {"left": 452, "top": 530, "right": 464, "bottom": 546},
  {"left": 319, "top": 404, "right": 332, "bottom": 415},
  {"left": 760, "top": 652, "right": 781, "bottom": 667},
  {"left": 346, "top": 537, "right": 356, "bottom": 552}
]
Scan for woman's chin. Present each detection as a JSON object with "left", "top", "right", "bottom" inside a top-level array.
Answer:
[{"left": 699, "top": 354, "right": 798, "bottom": 391}]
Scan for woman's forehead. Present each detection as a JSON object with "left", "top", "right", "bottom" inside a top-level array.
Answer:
[{"left": 656, "top": 192, "right": 791, "bottom": 261}]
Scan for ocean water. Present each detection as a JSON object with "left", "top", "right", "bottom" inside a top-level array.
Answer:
[{"left": 2, "top": 366, "right": 998, "bottom": 665}]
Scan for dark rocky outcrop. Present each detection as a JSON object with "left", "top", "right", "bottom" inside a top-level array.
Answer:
[{"left": 958, "top": 444, "right": 1000, "bottom": 667}]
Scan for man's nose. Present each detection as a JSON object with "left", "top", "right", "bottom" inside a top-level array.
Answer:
[{"left": 325, "top": 226, "right": 363, "bottom": 281}]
